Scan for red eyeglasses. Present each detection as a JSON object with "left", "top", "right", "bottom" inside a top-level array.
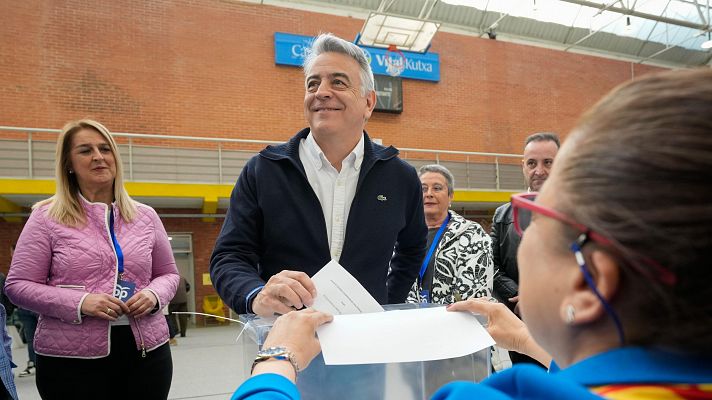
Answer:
[
  {"left": 511, "top": 192, "right": 678, "bottom": 345},
  {"left": 511, "top": 192, "right": 676, "bottom": 286}
]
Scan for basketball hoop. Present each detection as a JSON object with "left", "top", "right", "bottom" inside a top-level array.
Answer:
[{"left": 384, "top": 44, "right": 406, "bottom": 77}]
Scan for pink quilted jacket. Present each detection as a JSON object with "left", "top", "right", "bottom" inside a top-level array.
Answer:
[{"left": 6, "top": 196, "right": 179, "bottom": 358}]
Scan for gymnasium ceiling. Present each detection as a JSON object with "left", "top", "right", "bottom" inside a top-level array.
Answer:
[{"left": 257, "top": 0, "right": 712, "bottom": 67}]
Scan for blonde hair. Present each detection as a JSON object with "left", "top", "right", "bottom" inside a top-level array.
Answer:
[{"left": 34, "top": 119, "right": 137, "bottom": 226}]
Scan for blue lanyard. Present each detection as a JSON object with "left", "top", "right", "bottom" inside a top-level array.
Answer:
[
  {"left": 418, "top": 212, "right": 450, "bottom": 286},
  {"left": 108, "top": 208, "right": 124, "bottom": 275}
]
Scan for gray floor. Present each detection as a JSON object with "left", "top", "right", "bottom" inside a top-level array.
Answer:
[
  {"left": 12, "top": 324, "right": 249, "bottom": 400},
  {"left": 11, "top": 322, "right": 489, "bottom": 400}
]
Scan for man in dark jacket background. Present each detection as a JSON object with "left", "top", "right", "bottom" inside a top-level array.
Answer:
[
  {"left": 210, "top": 33, "right": 426, "bottom": 318},
  {"left": 491, "top": 132, "right": 559, "bottom": 364}
]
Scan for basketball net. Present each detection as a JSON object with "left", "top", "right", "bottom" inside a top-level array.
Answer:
[{"left": 384, "top": 44, "right": 406, "bottom": 77}]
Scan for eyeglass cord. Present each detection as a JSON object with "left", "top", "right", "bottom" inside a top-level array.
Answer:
[{"left": 571, "top": 234, "right": 626, "bottom": 346}]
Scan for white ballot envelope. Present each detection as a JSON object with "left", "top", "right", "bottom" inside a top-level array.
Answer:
[
  {"left": 317, "top": 306, "right": 495, "bottom": 365},
  {"left": 310, "top": 260, "right": 384, "bottom": 315}
]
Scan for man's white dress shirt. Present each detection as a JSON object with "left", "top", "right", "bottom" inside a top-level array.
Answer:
[{"left": 299, "top": 132, "right": 364, "bottom": 261}]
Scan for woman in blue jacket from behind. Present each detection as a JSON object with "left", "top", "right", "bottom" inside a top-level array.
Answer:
[{"left": 231, "top": 69, "right": 712, "bottom": 400}]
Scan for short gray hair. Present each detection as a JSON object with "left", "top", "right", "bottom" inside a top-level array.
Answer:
[
  {"left": 303, "top": 33, "right": 375, "bottom": 96},
  {"left": 418, "top": 164, "right": 455, "bottom": 196},
  {"left": 524, "top": 132, "right": 561, "bottom": 149}
]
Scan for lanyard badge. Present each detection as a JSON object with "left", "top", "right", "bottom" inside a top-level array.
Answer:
[
  {"left": 418, "top": 213, "right": 451, "bottom": 304},
  {"left": 109, "top": 209, "right": 134, "bottom": 302},
  {"left": 114, "top": 280, "right": 136, "bottom": 302}
]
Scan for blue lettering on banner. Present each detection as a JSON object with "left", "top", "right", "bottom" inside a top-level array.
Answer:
[{"left": 274, "top": 32, "right": 440, "bottom": 82}]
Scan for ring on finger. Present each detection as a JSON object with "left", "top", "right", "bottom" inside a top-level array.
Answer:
[{"left": 107, "top": 307, "right": 113, "bottom": 314}]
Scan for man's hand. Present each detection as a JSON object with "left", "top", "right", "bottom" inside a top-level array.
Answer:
[{"left": 252, "top": 270, "right": 317, "bottom": 316}]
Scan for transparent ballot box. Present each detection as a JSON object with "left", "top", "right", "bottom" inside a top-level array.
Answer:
[{"left": 238, "top": 304, "right": 491, "bottom": 400}]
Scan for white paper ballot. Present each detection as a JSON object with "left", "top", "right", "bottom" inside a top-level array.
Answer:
[
  {"left": 317, "top": 306, "right": 495, "bottom": 365},
  {"left": 310, "top": 260, "right": 384, "bottom": 315}
]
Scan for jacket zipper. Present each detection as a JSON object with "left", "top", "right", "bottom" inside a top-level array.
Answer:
[
  {"left": 103, "top": 204, "right": 119, "bottom": 357},
  {"left": 133, "top": 316, "right": 147, "bottom": 358},
  {"left": 103, "top": 204, "right": 120, "bottom": 289},
  {"left": 105, "top": 204, "right": 146, "bottom": 357}
]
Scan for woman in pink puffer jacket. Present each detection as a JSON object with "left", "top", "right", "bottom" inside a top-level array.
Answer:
[{"left": 6, "top": 119, "right": 179, "bottom": 400}]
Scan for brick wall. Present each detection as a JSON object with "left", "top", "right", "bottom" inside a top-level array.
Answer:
[{"left": 1, "top": 0, "right": 664, "bottom": 152}]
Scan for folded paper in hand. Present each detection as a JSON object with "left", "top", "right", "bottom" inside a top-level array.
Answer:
[
  {"left": 310, "top": 260, "right": 384, "bottom": 315},
  {"left": 310, "top": 260, "right": 495, "bottom": 365}
]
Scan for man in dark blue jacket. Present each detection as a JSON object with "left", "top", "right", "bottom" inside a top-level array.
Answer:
[{"left": 210, "top": 33, "right": 427, "bottom": 317}]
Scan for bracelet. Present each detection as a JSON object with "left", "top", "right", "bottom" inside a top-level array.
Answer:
[{"left": 251, "top": 346, "right": 300, "bottom": 378}]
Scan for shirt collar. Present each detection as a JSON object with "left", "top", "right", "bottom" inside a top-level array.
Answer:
[
  {"left": 554, "top": 347, "right": 712, "bottom": 386},
  {"left": 350, "top": 134, "right": 365, "bottom": 171},
  {"left": 304, "top": 131, "right": 365, "bottom": 172}
]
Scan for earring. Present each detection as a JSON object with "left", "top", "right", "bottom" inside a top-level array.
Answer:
[
  {"left": 68, "top": 170, "right": 74, "bottom": 174},
  {"left": 565, "top": 304, "right": 576, "bottom": 324}
]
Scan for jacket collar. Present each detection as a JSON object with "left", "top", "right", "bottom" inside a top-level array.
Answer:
[
  {"left": 437, "top": 210, "right": 470, "bottom": 247},
  {"left": 555, "top": 347, "right": 712, "bottom": 385},
  {"left": 78, "top": 192, "right": 118, "bottom": 226},
  {"left": 259, "top": 128, "right": 399, "bottom": 184},
  {"left": 302, "top": 131, "right": 364, "bottom": 172}
]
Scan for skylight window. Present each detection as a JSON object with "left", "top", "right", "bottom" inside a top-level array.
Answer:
[{"left": 440, "top": 0, "right": 711, "bottom": 51}]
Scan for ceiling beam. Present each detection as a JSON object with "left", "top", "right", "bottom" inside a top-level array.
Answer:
[
  {"left": 559, "top": 0, "right": 709, "bottom": 30},
  {"left": 377, "top": 0, "right": 397, "bottom": 13},
  {"left": 418, "top": 0, "right": 438, "bottom": 20},
  {"left": 476, "top": 0, "right": 492, "bottom": 34},
  {"left": 634, "top": 0, "right": 670, "bottom": 56},
  {"left": 691, "top": 0, "right": 708, "bottom": 25},
  {"left": 563, "top": 3, "right": 586, "bottom": 43},
  {"left": 564, "top": 10, "right": 627, "bottom": 50},
  {"left": 593, "top": 0, "right": 625, "bottom": 16},
  {"left": 637, "top": 29, "right": 703, "bottom": 63}
]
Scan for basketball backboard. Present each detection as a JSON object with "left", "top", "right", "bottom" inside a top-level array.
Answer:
[{"left": 356, "top": 12, "right": 440, "bottom": 53}]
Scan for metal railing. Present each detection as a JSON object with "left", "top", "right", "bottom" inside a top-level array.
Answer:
[{"left": 0, "top": 126, "right": 525, "bottom": 191}]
